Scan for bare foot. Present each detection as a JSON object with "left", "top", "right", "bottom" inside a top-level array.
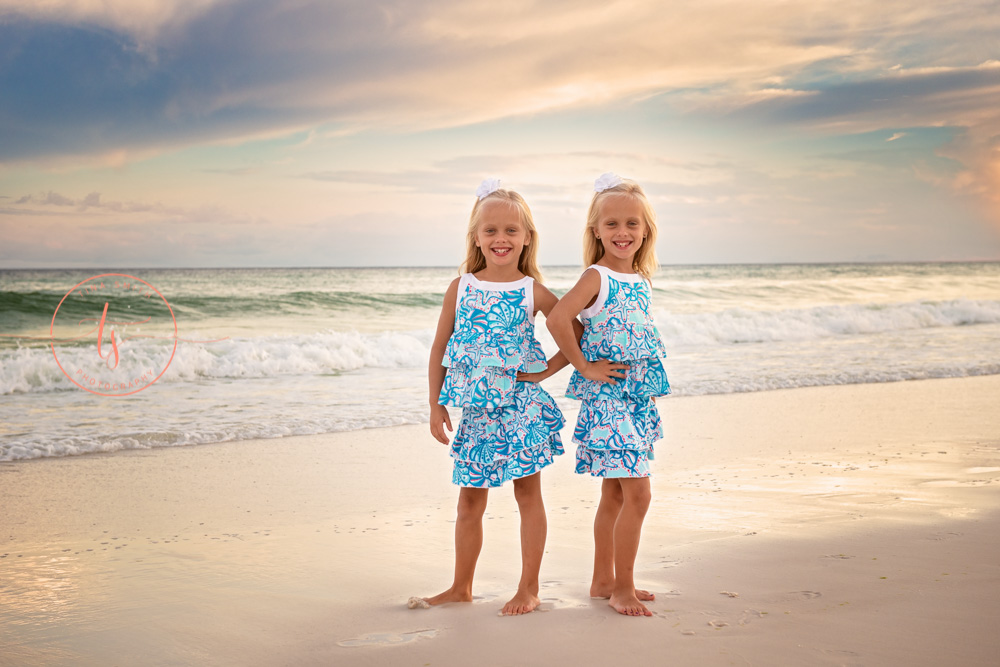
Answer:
[
  {"left": 608, "top": 590, "right": 653, "bottom": 617},
  {"left": 421, "top": 587, "right": 473, "bottom": 607},
  {"left": 501, "top": 589, "right": 540, "bottom": 616},
  {"left": 590, "top": 582, "right": 655, "bottom": 601}
]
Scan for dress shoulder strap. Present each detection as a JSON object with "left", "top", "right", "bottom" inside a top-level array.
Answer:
[
  {"left": 524, "top": 276, "right": 536, "bottom": 324},
  {"left": 457, "top": 273, "right": 473, "bottom": 296},
  {"left": 580, "top": 265, "right": 609, "bottom": 319}
]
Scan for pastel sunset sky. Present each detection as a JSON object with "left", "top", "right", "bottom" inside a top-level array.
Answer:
[{"left": 2, "top": 0, "right": 999, "bottom": 268}]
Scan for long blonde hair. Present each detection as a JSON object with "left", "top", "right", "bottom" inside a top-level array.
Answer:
[
  {"left": 461, "top": 189, "right": 542, "bottom": 281},
  {"left": 583, "top": 179, "right": 659, "bottom": 280}
]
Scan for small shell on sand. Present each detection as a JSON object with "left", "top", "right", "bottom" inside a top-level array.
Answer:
[{"left": 407, "top": 596, "right": 431, "bottom": 609}]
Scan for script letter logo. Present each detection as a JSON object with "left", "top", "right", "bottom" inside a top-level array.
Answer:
[{"left": 96, "top": 302, "right": 121, "bottom": 370}]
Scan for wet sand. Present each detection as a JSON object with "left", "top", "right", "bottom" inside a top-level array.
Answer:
[{"left": 2, "top": 375, "right": 999, "bottom": 666}]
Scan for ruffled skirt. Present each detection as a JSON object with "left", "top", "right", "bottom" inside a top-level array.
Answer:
[
  {"left": 568, "top": 356, "right": 670, "bottom": 479},
  {"left": 573, "top": 397, "right": 661, "bottom": 478},
  {"left": 450, "top": 381, "right": 565, "bottom": 488}
]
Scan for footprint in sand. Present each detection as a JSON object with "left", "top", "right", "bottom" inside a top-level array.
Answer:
[
  {"left": 406, "top": 592, "right": 500, "bottom": 609},
  {"left": 794, "top": 591, "right": 822, "bottom": 600},
  {"left": 928, "top": 532, "right": 962, "bottom": 541},
  {"left": 820, "top": 648, "right": 864, "bottom": 666},
  {"left": 920, "top": 479, "right": 965, "bottom": 488},
  {"left": 338, "top": 629, "right": 438, "bottom": 647},
  {"left": 539, "top": 597, "right": 587, "bottom": 610},
  {"left": 738, "top": 609, "right": 765, "bottom": 626}
]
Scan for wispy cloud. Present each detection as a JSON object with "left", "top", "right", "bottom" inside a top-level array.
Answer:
[
  {"left": 4, "top": 1, "right": 996, "bottom": 164},
  {"left": 0, "top": 0, "right": 223, "bottom": 43},
  {"left": 2, "top": 0, "right": 998, "bottom": 265},
  {"left": 6, "top": 189, "right": 241, "bottom": 221}
]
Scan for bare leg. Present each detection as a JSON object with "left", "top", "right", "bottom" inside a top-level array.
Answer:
[
  {"left": 608, "top": 477, "right": 652, "bottom": 616},
  {"left": 590, "top": 479, "right": 655, "bottom": 602},
  {"left": 590, "top": 478, "right": 622, "bottom": 597},
  {"left": 502, "top": 473, "right": 546, "bottom": 615},
  {"left": 423, "top": 487, "right": 489, "bottom": 605}
]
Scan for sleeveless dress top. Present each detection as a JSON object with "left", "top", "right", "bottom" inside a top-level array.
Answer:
[
  {"left": 567, "top": 264, "right": 670, "bottom": 478},
  {"left": 439, "top": 273, "right": 564, "bottom": 488}
]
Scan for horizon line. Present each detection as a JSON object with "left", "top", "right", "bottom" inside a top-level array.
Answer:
[{"left": 2, "top": 258, "right": 1000, "bottom": 272}]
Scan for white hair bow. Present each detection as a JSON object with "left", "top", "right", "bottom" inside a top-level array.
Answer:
[
  {"left": 594, "top": 172, "right": 623, "bottom": 193},
  {"left": 476, "top": 178, "right": 501, "bottom": 200}
]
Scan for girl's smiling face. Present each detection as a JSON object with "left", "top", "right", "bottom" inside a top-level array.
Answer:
[
  {"left": 594, "top": 193, "right": 646, "bottom": 263},
  {"left": 475, "top": 200, "right": 530, "bottom": 268}
]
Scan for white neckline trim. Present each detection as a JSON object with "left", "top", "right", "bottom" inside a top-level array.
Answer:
[
  {"left": 589, "top": 264, "right": 646, "bottom": 282},
  {"left": 465, "top": 273, "right": 532, "bottom": 290}
]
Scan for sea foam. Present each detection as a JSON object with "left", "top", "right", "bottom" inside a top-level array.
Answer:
[
  {"left": 4, "top": 299, "right": 998, "bottom": 396},
  {"left": 657, "top": 299, "right": 1000, "bottom": 346},
  {"left": 0, "top": 329, "right": 433, "bottom": 394}
]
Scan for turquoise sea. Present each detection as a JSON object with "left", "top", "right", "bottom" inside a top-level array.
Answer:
[{"left": 2, "top": 263, "right": 999, "bottom": 461}]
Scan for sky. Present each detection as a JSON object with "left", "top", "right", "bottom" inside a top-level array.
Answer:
[{"left": 1, "top": 0, "right": 999, "bottom": 268}]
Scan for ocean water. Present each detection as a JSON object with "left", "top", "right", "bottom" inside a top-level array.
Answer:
[{"left": 2, "top": 263, "right": 999, "bottom": 461}]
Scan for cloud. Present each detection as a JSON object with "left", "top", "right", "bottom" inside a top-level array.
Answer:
[
  {"left": 200, "top": 166, "right": 262, "bottom": 176},
  {"left": 0, "top": 0, "right": 223, "bottom": 43},
  {"left": 0, "top": 207, "right": 466, "bottom": 268},
  {"left": 301, "top": 169, "right": 467, "bottom": 195},
  {"left": 16, "top": 191, "right": 75, "bottom": 206},
  {"left": 4, "top": 189, "right": 243, "bottom": 222},
  {"left": 302, "top": 151, "right": 735, "bottom": 194},
  {"left": 720, "top": 61, "right": 1000, "bottom": 129},
  {"left": 3, "top": 1, "right": 994, "bottom": 164},
  {"left": 659, "top": 58, "right": 997, "bottom": 225},
  {"left": 3, "top": 0, "right": 999, "bottom": 232}
]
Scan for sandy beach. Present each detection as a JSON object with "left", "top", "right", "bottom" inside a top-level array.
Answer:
[{"left": 2, "top": 374, "right": 999, "bottom": 666}]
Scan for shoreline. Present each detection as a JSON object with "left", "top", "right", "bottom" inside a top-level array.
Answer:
[
  {"left": 2, "top": 375, "right": 999, "bottom": 666},
  {"left": 6, "top": 370, "right": 1000, "bottom": 465}
]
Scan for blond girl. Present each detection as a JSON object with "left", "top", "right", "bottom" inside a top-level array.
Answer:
[
  {"left": 419, "top": 179, "right": 573, "bottom": 615},
  {"left": 546, "top": 173, "right": 670, "bottom": 616}
]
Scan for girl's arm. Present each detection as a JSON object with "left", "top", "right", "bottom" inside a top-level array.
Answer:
[
  {"left": 428, "top": 277, "right": 460, "bottom": 444},
  {"left": 516, "top": 282, "right": 582, "bottom": 383},
  {"left": 546, "top": 269, "right": 627, "bottom": 383}
]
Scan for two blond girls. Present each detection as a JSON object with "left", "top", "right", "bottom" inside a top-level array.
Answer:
[{"left": 421, "top": 174, "right": 668, "bottom": 617}]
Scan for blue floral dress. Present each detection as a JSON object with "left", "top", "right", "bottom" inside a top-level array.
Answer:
[
  {"left": 567, "top": 265, "right": 670, "bottom": 477},
  {"left": 439, "top": 274, "right": 565, "bottom": 487}
]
